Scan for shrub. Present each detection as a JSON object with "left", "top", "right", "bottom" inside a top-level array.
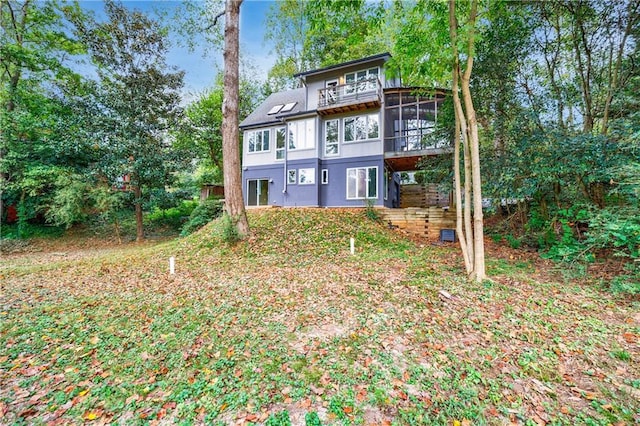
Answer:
[
  {"left": 146, "top": 200, "right": 197, "bottom": 231},
  {"left": 180, "top": 199, "right": 224, "bottom": 236},
  {"left": 221, "top": 212, "right": 241, "bottom": 244},
  {"left": 364, "top": 199, "right": 380, "bottom": 222}
]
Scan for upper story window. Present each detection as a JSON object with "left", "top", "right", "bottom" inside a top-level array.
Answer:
[
  {"left": 345, "top": 67, "right": 379, "bottom": 93},
  {"left": 275, "top": 127, "right": 286, "bottom": 160},
  {"left": 288, "top": 118, "right": 316, "bottom": 151},
  {"left": 247, "top": 129, "right": 270, "bottom": 153},
  {"left": 344, "top": 113, "right": 379, "bottom": 142},
  {"left": 325, "top": 119, "right": 339, "bottom": 156}
]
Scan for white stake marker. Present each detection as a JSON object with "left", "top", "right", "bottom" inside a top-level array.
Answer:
[
  {"left": 350, "top": 237, "right": 355, "bottom": 255},
  {"left": 169, "top": 256, "right": 175, "bottom": 275}
]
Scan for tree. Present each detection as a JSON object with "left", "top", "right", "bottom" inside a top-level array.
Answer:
[
  {"left": 264, "top": 0, "right": 387, "bottom": 90},
  {"left": 175, "top": 74, "right": 260, "bottom": 182},
  {"left": 221, "top": 0, "right": 249, "bottom": 237},
  {"left": 70, "top": 0, "right": 185, "bottom": 241},
  {"left": 388, "top": 0, "right": 487, "bottom": 281},
  {"left": 0, "top": 0, "right": 86, "bottom": 231}
]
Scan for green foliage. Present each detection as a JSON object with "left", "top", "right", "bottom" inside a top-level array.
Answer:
[
  {"left": 1, "top": 223, "right": 64, "bottom": 240},
  {"left": 221, "top": 213, "right": 241, "bottom": 245},
  {"left": 364, "top": 199, "right": 380, "bottom": 222},
  {"left": 146, "top": 200, "right": 198, "bottom": 231},
  {"left": 304, "top": 411, "right": 322, "bottom": 426},
  {"left": 180, "top": 199, "right": 224, "bottom": 236},
  {"left": 608, "top": 263, "right": 640, "bottom": 295},
  {"left": 264, "top": 0, "right": 387, "bottom": 91},
  {"left": 266, "top": 410, "right": 291, "bottom": 426}
]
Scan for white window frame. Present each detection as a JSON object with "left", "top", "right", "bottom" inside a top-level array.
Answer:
[
  {"left": 345, "top": 67, "right": 379, "bottom": 93},
  {"left": 298, "top": 168, "right": 315, "bottom": 185},
  {"left": 247, "top": 129, "right": 270, "bottom": 153},
  {"left": 287, "top": 169, "right": 297, "bottom": 184},
  {"left": 321, "top": 169, "right": 329, "bottom": 185},
  {"left": 346, "top": 166, "right": 378, "bottom": 200},
  {"left": 275, "top": 127, "right": 286, "bottom": 160},
  {"left": 343, "top": 114, "right": 379, "bottom": 143},
  {"left": 288, "top": 119, "right": 316, "bottom": 151},
  {"left": 324, "top": 119, "right": 339, "bottom": 156}
]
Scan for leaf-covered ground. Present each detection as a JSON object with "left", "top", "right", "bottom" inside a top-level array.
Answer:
[{"left": 1, "top": 208, "right": 639, "bottom": 425}]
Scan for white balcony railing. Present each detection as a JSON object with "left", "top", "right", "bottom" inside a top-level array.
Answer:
[{"left": 318, "top": 77, "right": 382, "bottom": 109}]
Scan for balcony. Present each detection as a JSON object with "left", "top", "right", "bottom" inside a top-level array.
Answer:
[
  {"left": 384, "top": 134, "right": 452, "bottom": 171},
  {"left": 317, "top": 78, "right": 382, "bottom": 115}
]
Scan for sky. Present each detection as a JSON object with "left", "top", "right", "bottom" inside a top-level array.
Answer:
[{"left": 80, "top": 1, "right": 277, "bottom": 101}]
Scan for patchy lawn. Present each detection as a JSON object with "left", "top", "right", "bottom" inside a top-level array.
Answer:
[{"left": 1, "top": 209, "right": 638, "bottom": 425}]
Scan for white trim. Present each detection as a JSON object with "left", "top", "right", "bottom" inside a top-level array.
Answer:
[
  {"left": 298, "top": 168, "right": 315, "bottom": 185},
  {"left": 324, "top": 119, "right": 339, "bottom": 156},
  {"left": 247, "top": 129, "right": 271, "bottom": 153},
  {"left": 346, "top": 166, "right": 378, "bottom": 200},
  {"left": 287, "top": 169, "right": 296, "bottom": 184}
]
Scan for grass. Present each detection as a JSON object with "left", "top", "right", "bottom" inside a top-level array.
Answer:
[{"left": 1, "top": 208, "right": 639, "bottom": 425}]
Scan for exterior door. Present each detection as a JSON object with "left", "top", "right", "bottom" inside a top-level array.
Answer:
[
  {"left": 325, "top": 79, "right": 338, "bottom": 103},
  {"left": 247, "top": 179, "right": 269, "bottom": 206}
]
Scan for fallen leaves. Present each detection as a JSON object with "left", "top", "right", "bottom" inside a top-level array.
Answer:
[{"left": 1, "top": 209, "right": 638, "bottom": 425}]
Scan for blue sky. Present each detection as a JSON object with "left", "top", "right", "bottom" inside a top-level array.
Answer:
[{"left": 80, "top": 1, "right": 277, "bottom": 99}]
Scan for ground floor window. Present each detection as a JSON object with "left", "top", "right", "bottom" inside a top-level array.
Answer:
[
  {"left": 321, "top": 169, "right": 329, "bottom": 184},
  {"left": 298, "top": 168, "right": 315, "bottom": 184},
  {"left": 346, "top": 166, "right": 377, "bottom": 199},
  {"left": 247, "top": 179, "right": 269, "bottom": 206}
]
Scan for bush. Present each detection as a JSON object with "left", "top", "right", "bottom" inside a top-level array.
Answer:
[
  {"left": 147, "top": 200, "right": 198, "bottom": 231},
  {"left": 221, "top": 212, "right": 241, "bottom": 244},
  {"left": 180, "top": 199, "right": 224, "bottom": 236}
]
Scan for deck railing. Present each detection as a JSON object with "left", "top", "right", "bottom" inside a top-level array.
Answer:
[
  {"left": 384, "top": 132, "right": 451, "bottom": 153},
  {"left": 318, "top": 77, "right": 382, "bottom": 108}
]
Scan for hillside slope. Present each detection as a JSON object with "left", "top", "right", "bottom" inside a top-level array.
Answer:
[{"left": 1, "top": 208, "right": 638, "bottom": 425}]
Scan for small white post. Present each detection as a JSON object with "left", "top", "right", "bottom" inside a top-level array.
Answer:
[
  {"left": 350, "top": 237, "right": 355, "bottom": 255},
  {"left": 169, "top": 256, "right": 175, "bottom": 275}
]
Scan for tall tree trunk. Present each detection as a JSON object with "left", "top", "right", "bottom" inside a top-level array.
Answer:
[
  {"left": 449, "top": 0, "right": 485, "bottom": 282},
  {"left": 134, "top": 185, "right": 144, "bottom": 242},
  {"left": 452, "top": 79, "right": 472, "bottom": 275},
  {"left": 461, "top": 0, "right": 485, "bottom": 282},
  {"left": 221, "top": 0, "right": 249, "bottom": 237}
]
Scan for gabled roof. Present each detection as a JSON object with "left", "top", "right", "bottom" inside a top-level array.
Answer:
[
  {"left": 293, "top": 53, "right": 391, "bottom": 79},
  {"left": 240, "top": 87, "right": 306, "bottom": 129}
]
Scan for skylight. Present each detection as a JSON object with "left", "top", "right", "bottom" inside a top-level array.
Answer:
[
  {"left": 267, "top": 104, "right": 284, "bottom": 115},
  {"left": 280, "top": 102, "right": 297, "bottom": 113}
]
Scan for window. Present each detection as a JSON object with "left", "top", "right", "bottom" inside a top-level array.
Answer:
[
  {"left": 268, "top": 104, "right": 284, "bottom": 115},
  {"left": 288, "top": 169, "right": 296, "bottom": 184},
  {"left": 345, "top": 67, "right": 379, "bottom": 93},
  {"left": 344, "top": 114, "right": 379, "bottom": 142},
  {"left": 298, "top": 168, "right": 315, "bottom": 185},
  {"left": 347, "top": 167, "right": 377, "bottom": 199},
  {"left": 325, "top": 119, "right": 339, "bottom": 156},
  {"left": 247, "top": 129, "right": 270, "bottom": 153},
  {"left": 276, "top": 127, "right": 286, "bottom": 160},
  {"left": 288, "top": 119, "right": 315, "bottom": 150},
  {"left": 280, "top": 102, "right": 297, "bottom": 113},
  {"left": 321, "top": 169, "right": 329, "bottom": 184}
]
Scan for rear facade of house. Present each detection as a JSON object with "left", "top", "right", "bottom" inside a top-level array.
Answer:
[{"left": 240, "top": 53, "right": 449, "bottom": 209}]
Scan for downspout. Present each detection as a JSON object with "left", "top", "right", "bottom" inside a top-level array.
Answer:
[{"left": 281, "top": 118, "right": 288, "bottom": 195}]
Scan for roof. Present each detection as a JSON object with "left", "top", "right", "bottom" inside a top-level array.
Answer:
[
  {"left": 240, "top": 87, "right": 306, "bottom": 129},
  {"left": 293, "top": 53, "right": 392, "bottom": 79}
]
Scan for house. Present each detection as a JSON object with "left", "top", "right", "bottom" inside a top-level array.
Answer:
[{"left": 240, "top": 53, "right": 450, "bottom": 210}]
